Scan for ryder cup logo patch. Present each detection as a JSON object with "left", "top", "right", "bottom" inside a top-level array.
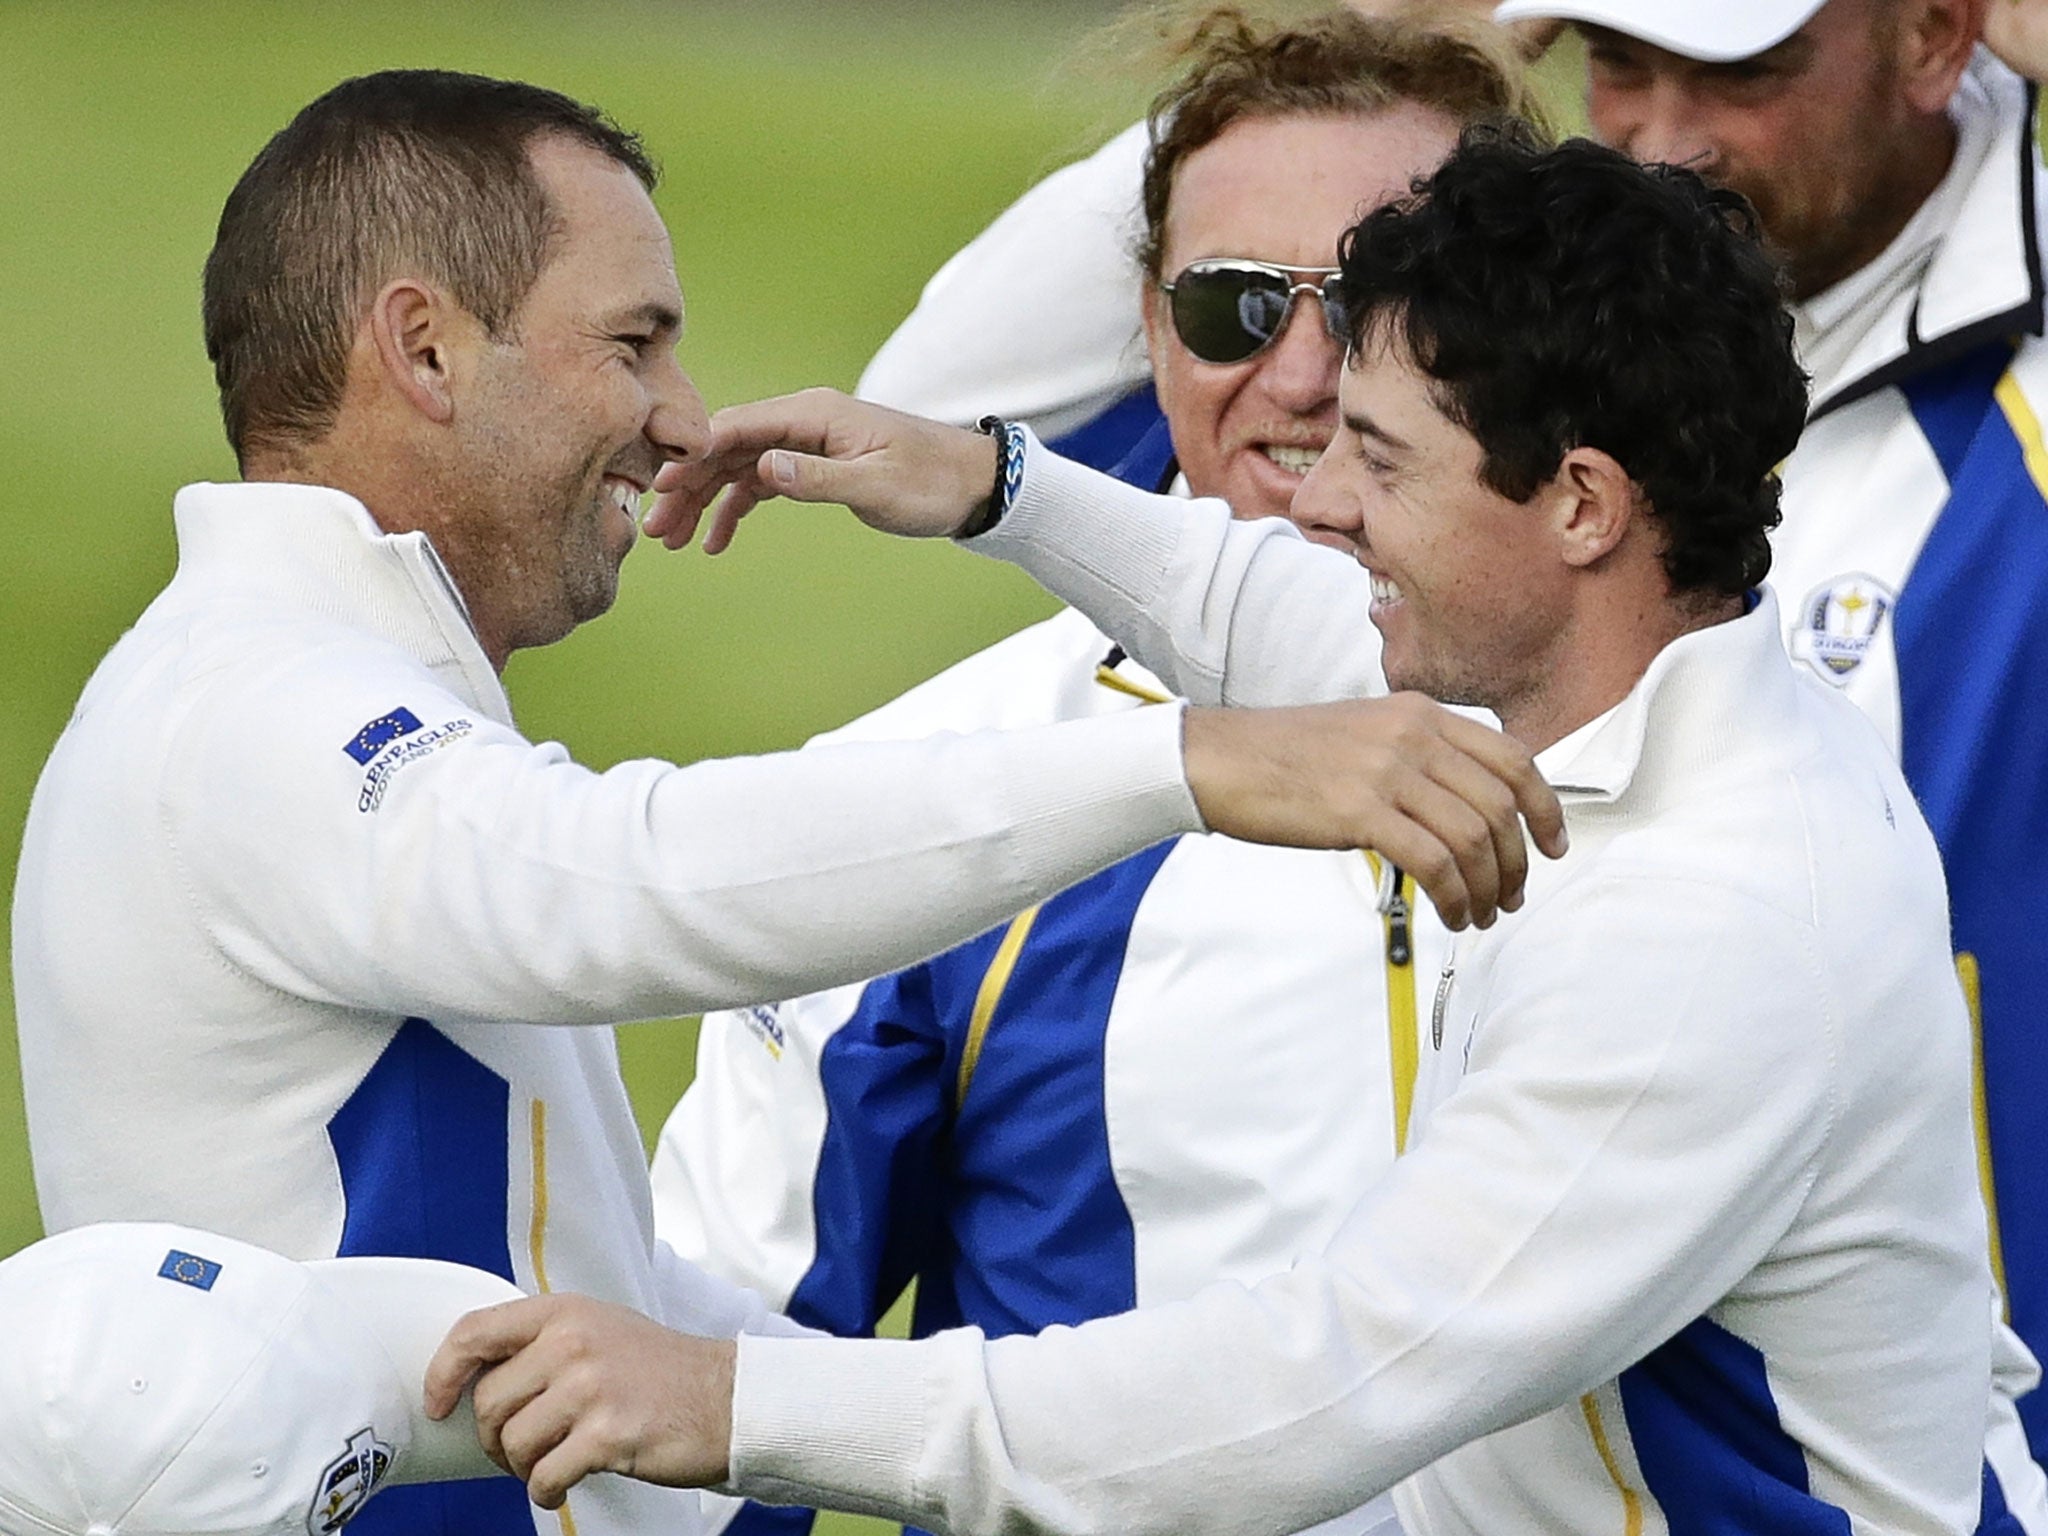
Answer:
[
  {"left": 1791, "top": 575, "right": 1895, "bottom": 684},
  {"left": 307, "top": 1427, "right": 393, "bottom": 1535}
]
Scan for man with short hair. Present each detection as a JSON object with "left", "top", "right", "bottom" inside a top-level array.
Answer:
[
  {"left": 432, "top": 127, "right": 2010, "bottom": 1536},
  {"left": 652, "top": 21, "right": 1535, "bottom": 1536},
  {"left": 10, "top": 69, "right": 1562, "bottom": 1536}
]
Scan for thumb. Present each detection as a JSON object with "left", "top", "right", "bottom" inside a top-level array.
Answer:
[{"left": 759, "top": 447, "right": 865, "bottom": 506}]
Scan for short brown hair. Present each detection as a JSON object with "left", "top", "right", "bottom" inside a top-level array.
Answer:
[
  {"left": 201, "top": 69, "right": 657, "bottom": 466},
  {"left": 1137, "top": 5, "right": 1548, "bottom": 279}
]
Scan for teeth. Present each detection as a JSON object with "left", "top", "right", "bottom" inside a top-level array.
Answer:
[
  {"left": 606, "top": 478, "right": 637, "bottom": 516},
  {"left": 1262, "top": 445, "right": 1321, "bottom": 474},
  {"left": 1370, "top": 574, "right": 1402, "bottom": 605}
]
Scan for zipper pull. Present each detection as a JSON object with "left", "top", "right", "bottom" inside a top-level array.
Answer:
[
  {"left": 1386, "top": 868, "right": 1412, "bottom": 968},
  {"left": 1431, "top": 957, "right": 1457, "bottom": 1050}
]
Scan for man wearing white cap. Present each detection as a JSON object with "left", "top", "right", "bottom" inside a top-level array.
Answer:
[{"left": 0, "top": 1223, "right": 527, "bottom": 1536}]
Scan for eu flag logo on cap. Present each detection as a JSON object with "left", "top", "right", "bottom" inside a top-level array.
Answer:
[
  {"left": 158, "top": 1250, "right": 223, "bottom": 1291},
  {"left": 342, "top": 708, "right": 424, "bottom": 766}
]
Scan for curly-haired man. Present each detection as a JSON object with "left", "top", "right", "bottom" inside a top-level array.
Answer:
[{"left": 433, "top": 128, "right": 2010, "bottom": 1536}]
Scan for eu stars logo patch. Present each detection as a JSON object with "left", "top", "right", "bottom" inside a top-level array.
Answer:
[
  {"left": 158, "top": 1249, "right": 223, "bottom": 1290},
  {"left": 342, "top": 708, "right": 424, "bottom": 766}
]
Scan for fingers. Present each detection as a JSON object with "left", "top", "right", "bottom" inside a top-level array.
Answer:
[
  {"left": 646, "top": 387, "right": 999, "bottom": 547},
  {"left": 1435, "top": 709, "right": 1569, "bottom": 861},
  {"left": 1385, "top": 772, "right": 1499, "bottom": 929},
  {"left": 1180, "top": 696, "right": 1567, "bottom": 930},
  {"left": 1416, "top": 738, "right": 1527, "bottom": 918},
  {"left": 423, "top": 1297, "right": 558, "bottom": 1421}
]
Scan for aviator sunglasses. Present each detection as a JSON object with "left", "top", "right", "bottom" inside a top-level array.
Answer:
[{"left": 1160, "top": 258, "right": 1352, "bottom": 365}]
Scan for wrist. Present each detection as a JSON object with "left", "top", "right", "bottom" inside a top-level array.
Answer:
[{"left": 955, "top": 416, "right": 1026, "bottom": 539}]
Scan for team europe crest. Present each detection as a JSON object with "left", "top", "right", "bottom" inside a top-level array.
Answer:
[
  {"left": 307, "top": 1427, "right": 393, "bottom": 1535},
  {"left": 1792, "top": 575, "right": 1896, "bottom": 684}
]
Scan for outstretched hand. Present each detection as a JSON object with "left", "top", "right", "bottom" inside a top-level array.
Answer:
[
  {"left": 424, "top": 1295, "right": 736, "bottom": 1510},
  {"left": 646, "top": 387, "right": 997, "bottom": 553},
  {"left": 1183, "top": 694, "right": 1568, "bottom": 930}
]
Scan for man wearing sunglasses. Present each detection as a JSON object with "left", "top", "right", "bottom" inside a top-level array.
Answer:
[{"left": 651, "top": 15, "right": 1539, "bottom": 1536}]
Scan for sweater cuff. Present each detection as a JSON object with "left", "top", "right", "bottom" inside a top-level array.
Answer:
[
  {"left": 725, "top": 1333, "right": 935, "bottom": 1524},
  {"left": 963, "top": 430, "right": 1188, "bottom": 612}
]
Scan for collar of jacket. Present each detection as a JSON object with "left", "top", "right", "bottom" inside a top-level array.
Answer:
[
  {"left": 1807, "top": 52, "right": 2044, "bottom": 423},
  {"left": 1534, "top": 587, "right": 1797, "bottom": 812},
  {"left": 167, "top": 480, "right": 515, "bottom": 728}
]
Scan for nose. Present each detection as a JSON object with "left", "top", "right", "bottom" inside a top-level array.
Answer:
[
  {"left": 647, "top": 353, "right": 711, "bottom": 466},
  {"left": 1256, "top": 292, "right": 1343, "bottom": 415},
  {"left": 1286, "top": 440, "right": 1360, "bottom": 548}
]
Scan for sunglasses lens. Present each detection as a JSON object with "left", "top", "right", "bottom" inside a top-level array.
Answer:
[
  {"left": 1170, "top": 265, "right": 1291, "bottom": 364},
  {"left": 1320, "top": 277, "right": 1352, "bottom": 347}
]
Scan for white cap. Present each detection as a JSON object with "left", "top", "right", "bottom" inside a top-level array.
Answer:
[
  {"left": 1491, "top": 0, "right": 1829, "bottom": 62},
  {"left": 0, "top": 1223, "right": 525, "bottom": 1536}
]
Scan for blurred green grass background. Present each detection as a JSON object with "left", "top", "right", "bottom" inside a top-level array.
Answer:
[{"left": 0, "top": 8, "right": 1144, "bottom": 1249}]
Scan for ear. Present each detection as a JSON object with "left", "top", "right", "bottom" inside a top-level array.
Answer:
[
  {"left": 1547, "top": 445, "right": 1637, "bottom": 571},
  {"left": 364, "top": 278, "right": 462, "bottom": 426},
  {"left": 1895, "top": 0, "right": 1987, "bottom": 116}
]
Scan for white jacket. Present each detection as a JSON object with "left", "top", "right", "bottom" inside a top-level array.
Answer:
[
  {"left": 9, "top": 479, "right": 1201, "bottom": 1536},
  {"left": 855, "top": 50, "right": 2048, "bottom": 1488},
  {"left": 726, "top": 448, "right": 2006, "bottom": 1536}
]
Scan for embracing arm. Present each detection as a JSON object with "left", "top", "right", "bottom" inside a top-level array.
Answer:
[
  {"left": 167, "top": 646, "right": 1198, "bottom": 1025},
  {"left": 648, "top": 396, "right": 1381, "bottom": 708},
  {"left": 427, "top": 875, "right": 1857, "bottom": 1526}
]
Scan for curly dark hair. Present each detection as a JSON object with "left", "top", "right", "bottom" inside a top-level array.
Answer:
[{"left": 1337, "top": 123, "right": 1808, "bottom": 597}]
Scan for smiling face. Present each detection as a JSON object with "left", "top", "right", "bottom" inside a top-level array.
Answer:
[
  {"left": 449, "top": 135, "right": 708, "bottom": 660},
  {"left": 1581, "top": 0, "right": 1946, "bottom": 300},
  {"left": 1140, "top": 107, "right": 1461, "bottom": 536},
  {"left": 1294, "top": 332, "right": 1574, "bottom": 721}
]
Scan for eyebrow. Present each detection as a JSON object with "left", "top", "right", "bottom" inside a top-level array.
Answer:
[{"left": 1344, "top": 409, "right": 1411, "bottom": 453}]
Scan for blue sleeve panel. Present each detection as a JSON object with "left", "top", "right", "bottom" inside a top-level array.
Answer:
[
  {"left": 909, "top": 838, "right": 1178, "bottom": 1340},
  {"left": 326, "top": 1018, "right": 538, "bottom": 1536},
  {"left": 784, "top": 839, "right": 1179, "bottom": 1344},
  {"left": 1621, "top": 1315, "right": 2020, "bottom": 1536},
  {"left": 1046, "top": 383, "right": 1177, "bottom": 493},
  {"left": 782, "top": 966, "right": 951, "bottom": 1338},
  {"left": 1619, "top": 1317, "right": 1851, "bottom": 1534},
  {"left": 1899, "top": 341, "right": 2048, "bottom": 1457},
  {"left": 757, "top": 839, "right": 1179, "bottom": 1536}
]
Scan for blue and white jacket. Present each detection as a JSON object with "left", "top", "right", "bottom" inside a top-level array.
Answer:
[{"left": 9, "top": 480, "right": 1202, "bottom": 1536}]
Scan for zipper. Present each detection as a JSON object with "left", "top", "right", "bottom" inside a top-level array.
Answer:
[{"left": 1380, "top": 862, "right": 1419, "bottom": 1155}]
